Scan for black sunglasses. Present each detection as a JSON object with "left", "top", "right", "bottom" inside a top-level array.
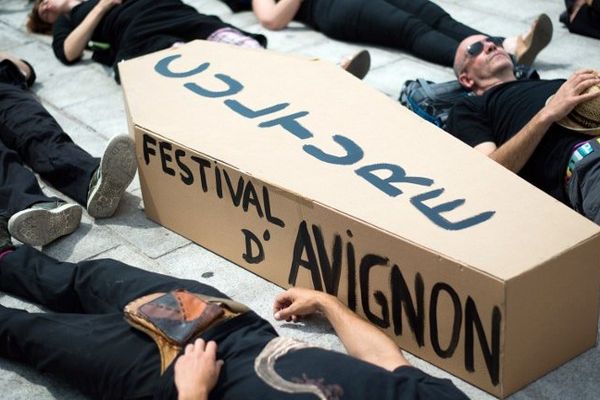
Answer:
[{"left": 466, "top": 37, "right": 504, "bottom": 57}]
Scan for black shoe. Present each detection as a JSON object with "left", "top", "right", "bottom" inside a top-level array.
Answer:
[
  {"left": 7, "top": 201, "right": 82, "bottom": 246},
  {"left": 87, "top": 135, "right": 137, "bottom": 218},
  {"left": 341, "top": 49, "right": 371, "bottom": 80}
]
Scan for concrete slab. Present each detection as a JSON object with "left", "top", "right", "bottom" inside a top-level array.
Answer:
[{"left": 1, "top": 0, "right": 599, "bottom": 399}]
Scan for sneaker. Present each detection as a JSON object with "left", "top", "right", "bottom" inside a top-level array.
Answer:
[
  {"left": 0, "top": 217, "right": 13, "bottom": 252},
  {"left": 7, "top": 202, "right": 82, "bottom": 246},
  {"left": 340, "top": 49, "right": 371, "bottom": 80},
  {"left": 515, "top": 14, "right": 553, "bottom": 66},
  {"left": 87, "top": 134, "right": 137, "bottom": 218}
]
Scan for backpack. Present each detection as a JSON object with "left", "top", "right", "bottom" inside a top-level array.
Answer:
[
  {"left": 398, "top": 79, "right": 468, "bottom": 131},
  {"left": 398, "top": 64, "right": 539, "bottom": 131}
]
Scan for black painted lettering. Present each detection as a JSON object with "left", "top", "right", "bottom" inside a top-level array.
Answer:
[
  {"left": 411, "top": 188, "right": 495, "bottom": 231},
  {"left": 241, "top": 229, "right": 265, "bottom": 264},
  {"left": 391, "top": 267, "right": 425, "bottom": 346},
  {"left": 359, "top": 254, "right": 390, "bottom": 328},
  {"left": 190, "top": 155, "right": 211, "bottom": 193},
  {"left": 159, "top": 141, "right": 176, "bottom": 176},
  {"left": 465, "top": 297, "right": 501, "bottom": 386},
  {"left": 242, "top": 181, "right": 264, "bottom": 217},
  {"left": 311, "top": 225, "right": 342, "bottom": 296},
  {"left": 223, "top": 169, "right": 244, "bottom": 206},
  {"left": 215, "top": 166, "right": 223, "bottom": 198},
  {"left": 175, "top": 149, "right": 193, "bottom": 185},
  {"left": 346, "top": 237, "right": 357, "bottom": 312},
  {"left": 263, "top": 187, "right": 285, "bottom": 228},
  {"left": 142, "top": 134, "right": 157, "bottom": 165},
  {"left": 429, "top": 283, "right": 462, "bottom": 358},
  {"left": 288, "top": 221, "right": 323, "bottom": 290}
]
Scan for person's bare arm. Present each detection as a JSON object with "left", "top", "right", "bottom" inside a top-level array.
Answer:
[
  {"left": 174, "top": 339, "right": 223, "bottom": 400},
  {"left": 0, "top": 52, "right": 32, "bottom": 80},
  {"left": 274, "top": 287, "right": 410, "bottom": 371},
  {"left": 63, "top": 0, "right": 121, "bottom": 62},
  {"left": 252, "top": 0, "right": 303, "bottom": 30},
  {"left": 475, "top": 70, "right": 600, "bottom": 173}
]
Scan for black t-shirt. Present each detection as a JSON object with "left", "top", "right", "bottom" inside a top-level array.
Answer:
[
  {"left": 154, "top": 312, "right": 467, "bottom": 400},
  {"left": 52, "top": 0, "right": 266, "bottom": 67},
  {"left": 447, "top": 79, "right": 590, "bottom": 203}
]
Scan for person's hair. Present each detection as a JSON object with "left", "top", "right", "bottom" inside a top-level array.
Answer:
[{"left": 27, "top": 0, "right": 54, "bottom": 34}]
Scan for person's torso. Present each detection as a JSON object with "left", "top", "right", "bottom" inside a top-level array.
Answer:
[{"left": 457, "top": 79, "right": 589, "bottom": 201}]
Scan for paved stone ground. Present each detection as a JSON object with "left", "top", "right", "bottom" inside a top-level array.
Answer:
[{"left": 1, "top": 0, "right": 600, "bottom": 399}]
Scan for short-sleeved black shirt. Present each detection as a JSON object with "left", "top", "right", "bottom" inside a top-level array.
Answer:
[
  {"left": 52, "top": 0, "right": 266, "bottom": 68},
  {"left": 154, "top": 312, "right": 468, "bottom": 400},
  {"left": 447, "top": 79, "right": 590, "bottom": 203}
]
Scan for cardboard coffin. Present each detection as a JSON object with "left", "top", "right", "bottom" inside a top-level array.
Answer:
[{"left": 120, "top": 40, "right": 600, "bottom": 398}]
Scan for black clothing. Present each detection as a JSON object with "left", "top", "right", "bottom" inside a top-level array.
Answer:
[
  {"left": 565, "top": 138, "right": 600, "bottom": 223},
  {"left": 221, "top": 0, "right": 485, "bottom": 67},
  {"left": 562, "top": 0, "right": 600, "bottom": 39},
  {"left": 447, "top": 79, "right": 591, "bottom": 203},
  {"left": 52, "top": 0, "right": 267, "bottom": 73},
  {"left": 0, "top": 245, "right": 469, "bottom": 400},
  {"left": 0, "top": 60, "right": 99, "bottom": 217}
]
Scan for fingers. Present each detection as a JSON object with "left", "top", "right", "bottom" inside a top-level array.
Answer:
[
  {"left": 273, "top": 291, "right": 293, "bottom": 314},
  {"left": 184, "top": 339, "right": 220, "bottom": 358}
]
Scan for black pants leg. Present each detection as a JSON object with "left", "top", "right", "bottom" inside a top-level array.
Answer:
[
  {"left": 0, "top": 245, "right": 229, "bottom": 399},
  {"left": 311, "top": 0, "right": 484, "bottom": 67},
  {"left": 0, "top": 132, "right": 59, "bottom": 217},
  {"left": 0, "top": 82, "right": 99, "bottom": 206},
  {"left": 567, "top": 0, "right": 600, "bottom": 39},
  {"left": 384, "top": 0, "right": 484, "bottom": 40}
]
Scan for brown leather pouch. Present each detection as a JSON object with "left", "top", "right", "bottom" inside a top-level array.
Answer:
[{"left": 124, "top": 289, "right": 232, "bottom": 373}]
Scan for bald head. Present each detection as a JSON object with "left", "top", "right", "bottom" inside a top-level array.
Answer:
[
  {"left": 453, "top": 35, "right": 516, "bottom": 95},
  {"left": 453, "top": 35, "right": 488, "bottom": 77}
]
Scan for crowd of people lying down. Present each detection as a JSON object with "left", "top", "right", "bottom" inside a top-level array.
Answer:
[{"left": 0, "top": 0, "right": 599, "bottom": 399}]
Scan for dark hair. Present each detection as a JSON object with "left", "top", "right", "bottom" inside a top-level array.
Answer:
[{"left": 27, "top": 0, "right": 53, "bottom": 34}]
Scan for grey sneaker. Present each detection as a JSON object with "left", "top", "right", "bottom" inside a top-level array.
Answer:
[
  {"left": 8, "top": 202, "right": 82, "bottom": 246},
  {"left": 87, "top": 135, "right": 137, "bottom": 218}
]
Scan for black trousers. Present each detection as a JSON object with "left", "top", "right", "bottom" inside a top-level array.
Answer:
[
  {"left": 0, "top": 61, "right": 99, "bottom": 218},
  {"left": 565, "top": 0, "right": 600, "bottom": 39},
  {"left": 0, "top": 245, "right": 230, "bottom": 400},
  {"left": 300, "top": 0, "right": 485, "bottom": 67}
]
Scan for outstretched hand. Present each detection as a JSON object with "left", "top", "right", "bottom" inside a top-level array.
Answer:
[
  {"left": 273, "top": 287, "right": 332, "bottom": 322},
  {"left": 545, "top": 69, "right": 600, "bottom": 123},
  {"left": 174, "top": 339, "right": 223, "bottom": 400}
]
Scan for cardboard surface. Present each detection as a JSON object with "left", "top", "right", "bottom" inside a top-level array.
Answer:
[{"left": 120, "top": 40, "right": 600, "bottom": 398}]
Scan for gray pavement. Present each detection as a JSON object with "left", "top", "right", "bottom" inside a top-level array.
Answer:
[{"left": 1, "top": 0, "right": 600, "bottom": 399}]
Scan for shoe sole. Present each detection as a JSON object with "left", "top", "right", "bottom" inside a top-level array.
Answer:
[
  {"left": 87, "top": 135, "right": 137, "bottom": 218},
  {"left": 8, "top": 203, "right": 82, "bottom": 246},
  {"left": 344, "top": 49, "right": 371, "bottom": 80},
  {"left": 518, "top": 14, "right": 553, "bottom": 66}
]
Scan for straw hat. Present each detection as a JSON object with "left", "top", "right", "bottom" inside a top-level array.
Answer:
[{"left": 555, "top": 83, "right": 600, "bottom": 135}]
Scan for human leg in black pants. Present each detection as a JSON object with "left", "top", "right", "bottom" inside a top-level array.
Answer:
[
  {"left": 307, "top": 0, "right": 549, "bottom": 67},
  {"left": 0, "top": 121, "right": 83, "bottom": 246},
  {"left": 310, "top": 0, "right": 464, "bottom": 66},
  {"left": 0, "top": 245, "right": 228, "bottom": 399},
  {"left": 0, "top": 57, "right": 137, "bottom": 245}
]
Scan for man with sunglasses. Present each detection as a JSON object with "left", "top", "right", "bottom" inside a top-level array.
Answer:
[{"left": 447, "top": 34, "right": 600, "bottom": 223}]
